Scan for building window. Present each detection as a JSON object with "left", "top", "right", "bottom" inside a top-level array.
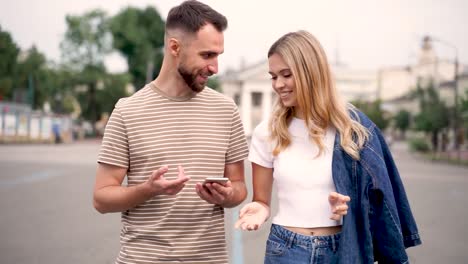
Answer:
[{"left": 252, "top": 92, "right": 263, "bottom": 107}]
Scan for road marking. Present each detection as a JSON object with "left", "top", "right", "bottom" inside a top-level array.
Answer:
[{"left": 0, "top": 171, "right": 62, "bottom": 188}]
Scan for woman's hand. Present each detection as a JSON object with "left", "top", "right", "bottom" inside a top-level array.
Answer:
[
  {"left": 329, "top": 192, "right": 351, "bottom": 220},
  {"left": 235, "top": 201, "right": 270, "bottom": 231}
]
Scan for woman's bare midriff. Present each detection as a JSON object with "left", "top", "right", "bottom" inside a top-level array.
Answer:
[{"left": 282, "top": 225, "right": 342, "bottom": 236}]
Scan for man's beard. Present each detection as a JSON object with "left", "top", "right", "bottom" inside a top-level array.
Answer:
[{"left": 178, "top": 65, "right": 207, "bottom": 93}]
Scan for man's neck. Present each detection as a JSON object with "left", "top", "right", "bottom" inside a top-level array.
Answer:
[{"left": 153, "top": 66, "right": 193, "bottom": 98}]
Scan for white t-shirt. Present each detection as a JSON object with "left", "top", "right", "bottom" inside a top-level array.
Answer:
[{"left": 249, "top": 118, "right": 341, "bottom": 228}]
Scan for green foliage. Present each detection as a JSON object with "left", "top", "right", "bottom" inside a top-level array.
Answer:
[
  {"left": 41, "top": 66, "right": 78, "bottom": 114},
  {"left": 74, "top": 71, "right": 130, "bottom": 125},
  {"left": 394, "top": 109, "right": 411, "bottom": 138},
  {"left": 207, "top": 77, "right": 222, "bottom": 92},
  {"left": 351, "top": 99, "right": 390, "bottom": 130},
  {"left": 60, "top": 94, "right": 77, "bottom": 114},
  {"left": 110, "top": 6, "right": 165, "bottom": 90},
  {"left": 14, "top": 46, "right": 48, "bottom": 108},
  {"left": 97, "top": 73, "right": 131, "bottom": 114},
  {"left": 408, "top": 137, "right": 430, "bottom": 153},
  {"left": 0, "top": 25, "right": 77, "bottom": 111},
  {"left": 60, "top": 9, "right": 112, "bottom": 70},
  {"left": 413, "top": 83, "right": 450, "bottom": 133},
  {"left": 60, "top": 9, "right": 114, "bottom": 128},
  {"left": 0, "top": 26, "right": 20, "bottom": 99},
  {"left": 461, "top": 90, "right": 468, "bottom": 139},
  {"left": 413, "top": 81, "right": 450, "bottom": 151}
]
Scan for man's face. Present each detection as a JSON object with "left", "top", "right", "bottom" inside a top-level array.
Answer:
[{"left": 177, "top": 24, "right": 224, "bottom": 92}]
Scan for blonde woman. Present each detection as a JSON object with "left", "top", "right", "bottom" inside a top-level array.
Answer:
[{"left": 235, "top": 31, "right": 421, "bottom": 263}]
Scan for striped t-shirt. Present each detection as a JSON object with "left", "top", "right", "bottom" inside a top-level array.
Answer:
[{"left": 98, "top": 83, "right": 249, "bottom": 264}]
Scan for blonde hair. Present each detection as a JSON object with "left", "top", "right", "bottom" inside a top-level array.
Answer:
[{"left": 268, "top": 30, "right": 368, "bottom": 160}]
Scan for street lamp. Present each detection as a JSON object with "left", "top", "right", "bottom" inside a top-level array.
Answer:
[{"left": 428, "top": 35, "right": 460, "bottom": 157}]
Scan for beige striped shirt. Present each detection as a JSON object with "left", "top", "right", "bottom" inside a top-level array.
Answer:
[{"left": 98, "top": 83, "right": 249, "bottom": 264}]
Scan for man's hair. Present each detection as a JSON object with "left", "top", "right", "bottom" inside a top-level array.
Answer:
[{"left": 166, "top": 0, "right": 227, "bottom": 33}]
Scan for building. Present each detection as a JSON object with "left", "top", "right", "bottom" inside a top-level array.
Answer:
[
  {"left": 221, "top": 61, "right": 377, "bottom": 135},
  {"left": 381, "top": 36, "right": 464, "bottom": 112},
  {"left": 221, "top": 36, "right": 465, "bottom": 136}
]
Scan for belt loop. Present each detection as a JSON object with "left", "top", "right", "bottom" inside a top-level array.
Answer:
[
  {"left": 286, "top": 232, "right": 296, "bottom": 248},
  {"left": 331, "top": 235, "right": 336, "bottom": 252}
]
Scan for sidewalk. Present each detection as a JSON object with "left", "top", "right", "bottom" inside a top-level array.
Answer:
[
  {"left": 392, "top": 140, "right": 468, "bottom": 164},
  {"left": 431, "top": 150, "right": 468, "bottom": 164}
]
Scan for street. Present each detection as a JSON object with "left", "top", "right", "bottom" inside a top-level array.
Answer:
[{"left": 1, "top": 141, "right": 467, "bottom": 263}]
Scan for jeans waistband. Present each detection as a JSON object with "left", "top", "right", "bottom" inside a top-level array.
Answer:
[{"left": 270, "top": 224, "right": 341, "bottom": 250}]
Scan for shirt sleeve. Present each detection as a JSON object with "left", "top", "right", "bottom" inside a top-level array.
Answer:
[
  {"left": 248, "top": 121, "right": 274, "bottom": 168},
  {"left": 225, "top": 106, "right": 249, "bottom": 164},
  {"left": 97, "top": 106, "right": 129, "bottom": 168}
]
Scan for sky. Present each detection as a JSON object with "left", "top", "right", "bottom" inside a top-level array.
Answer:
[{"left": 1, "top": 0, "right": 467, "bottom": 74}]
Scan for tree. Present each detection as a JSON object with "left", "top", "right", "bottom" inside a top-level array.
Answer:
[
  {"left": 207, "top": 77, "right": 222, "bottom": 92},
  {"left": 14, "top": 46, "right": 48, "bottom": 109},
  {"left": 97, "top": 73, "right": 131, "bottom": 114},
  {"left": 40, "top": 66, "right": 77, "bottom": 114},
  {"left": 0, "top": 26, "right": 19, "bottom": 100},
  {"left": 460, "top": 90, "right": 468, "bottom": 141},
  {"left": 110, "top": 6, "right": 165, "bottom": 90},
  {"left": 413, "top": 82, "right": 450, "bottom": 151},
  {"left": 61, "top": 10, "right": 112, "bottom": 69},
  {"left": 394, "top": 109, "right": 411, "bottom": 139},
  {"left": 351, "top": 99, "right": 390, "bottom": 131},
  {"left": 60, "top": 9, "right": 112, "bottom": 132}
]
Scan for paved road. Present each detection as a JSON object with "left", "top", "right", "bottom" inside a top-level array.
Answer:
[{"left": 0, "top": 141, "right": 467, "bottom": 263}]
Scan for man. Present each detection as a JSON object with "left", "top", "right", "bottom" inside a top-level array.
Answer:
[{"left": 93, "top": 1, "right": 249, "bottom": 263}]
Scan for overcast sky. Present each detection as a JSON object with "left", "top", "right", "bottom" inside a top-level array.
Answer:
[{"left": 1, "top": 0, "right": 467, "bottom": 74}]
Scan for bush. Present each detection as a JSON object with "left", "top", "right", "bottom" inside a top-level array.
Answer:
[{"left": 408, "top": 138, "right": 431, "bottom": 153}]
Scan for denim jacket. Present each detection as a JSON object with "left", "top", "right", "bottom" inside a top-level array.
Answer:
[{"left": 332, "top": 110, "right": 421, "bottom": 263}]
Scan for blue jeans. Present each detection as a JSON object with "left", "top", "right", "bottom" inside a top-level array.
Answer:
[{"left": 264, "top": 224, "right": 341, "bottom": 264}]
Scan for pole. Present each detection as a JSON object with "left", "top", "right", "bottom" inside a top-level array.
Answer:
[
  {"left": 454, "top": 55, "right": 460, "bottom": 161},
  {"left": 28, "top": 74, "right": 34, "bottom": 109}
]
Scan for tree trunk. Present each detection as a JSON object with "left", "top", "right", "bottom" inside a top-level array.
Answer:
[
  {"left": 89, "top": 82, "right": 97, "bottom": 136},
  {"left": 431, "top": 131, "right": 439, "bottom": 152}
]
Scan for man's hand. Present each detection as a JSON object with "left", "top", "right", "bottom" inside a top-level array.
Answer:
[
  {"left": 144, "top": 165, "right": 190, "bottom": 197},
  {"left": 235, "top": 201, "right": 270, "bottom": 231},
  {"left": 195, "top": 180, "right": 234, "bottom": 206},
  {"left": 329, "top": 191, "right": 350, "bottom": 220}
]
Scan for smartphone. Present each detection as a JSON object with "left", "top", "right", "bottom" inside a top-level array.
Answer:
[{"left": 203, "top": 177, "right": 229, "bottom": 184}]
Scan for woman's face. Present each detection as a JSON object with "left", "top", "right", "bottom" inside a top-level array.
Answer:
[{"left": 268, "top": 53, "right": 298, "bottom": 108}]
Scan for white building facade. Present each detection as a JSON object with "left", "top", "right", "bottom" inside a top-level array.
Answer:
[
  {"left": 221, "top": 37, "right": 465, "bottom": 136},
  {"left": 221, "top": 61, "right": 378, "bottom": 135}
]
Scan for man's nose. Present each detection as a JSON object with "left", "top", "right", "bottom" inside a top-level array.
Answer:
[{"left": 208, "top": 60, "right": 218, "bottom": 74}]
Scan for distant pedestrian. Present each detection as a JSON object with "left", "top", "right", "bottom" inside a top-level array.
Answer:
[{"left": 52, "top": 122, "right": 61, "bottom": 144}]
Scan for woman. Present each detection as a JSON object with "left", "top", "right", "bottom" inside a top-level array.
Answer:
[{"left": 235, "top": 31, "right": 421, "bottom": 263}]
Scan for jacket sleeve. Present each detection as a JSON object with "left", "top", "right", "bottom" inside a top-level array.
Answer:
[
  {"left": 366, "top": 127, "right": 422, "bottom": 262},
  {"left": 375, "top": 129, "right": 422, "bottom": 248}
]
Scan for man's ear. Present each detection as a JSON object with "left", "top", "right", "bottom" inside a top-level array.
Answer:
[{"left": 168, "top": 38, "right": 181, "bottom": 57}]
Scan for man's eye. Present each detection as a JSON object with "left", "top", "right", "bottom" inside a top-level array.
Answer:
[
  {"left": 270, "top": 76, "right": 277, "bottom": 80},
  {"left": 202, "top": 53, "right": 215, "bottom": 59}
]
